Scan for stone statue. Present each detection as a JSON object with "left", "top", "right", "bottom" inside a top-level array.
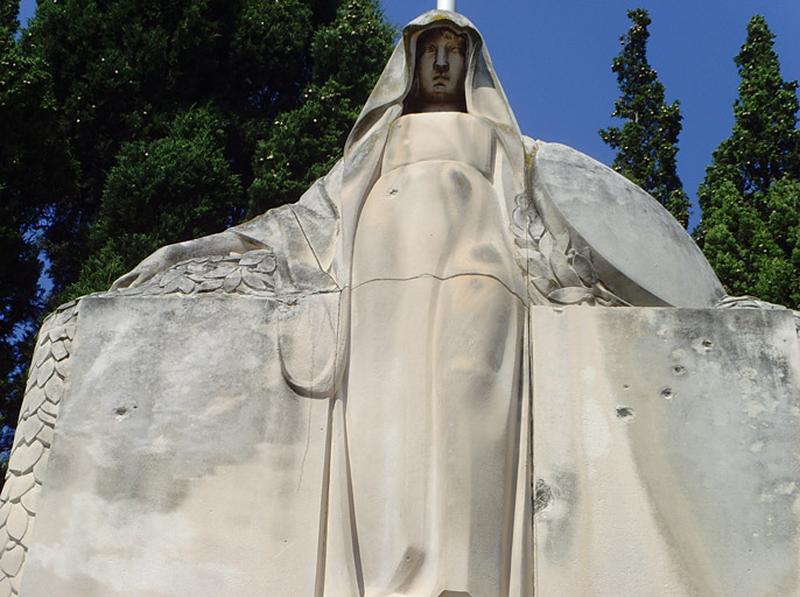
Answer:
[
  {"left": 102, "top": 9, "right": 746, "bottom": 595},
  {"left": 3, "top": 8, "right": 799, "bottom": 597}
]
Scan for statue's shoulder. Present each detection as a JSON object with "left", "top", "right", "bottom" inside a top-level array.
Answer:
[{"left": 523, "top": 137, "right": 724, "bottom": 308}]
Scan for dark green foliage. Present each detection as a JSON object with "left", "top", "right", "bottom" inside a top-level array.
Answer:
[
  {"left": 18, "top": 0, "right": 394, "bottom": 303},
  {"left": 64, "top": 106, "right": 243, "bottom": 298},
  {"left": 0, "top": 0, "right": 74, "bottom": 427},
  {"left": 0, "top": 0, "right": 16, "bottom": 31},
  {"left": 25, "top": 0, "right": 322, "bottom": 297},
  {"left": 697, "top": 16, "right": 800, "bottom": 306},
  {"left": 249, "top": 0, "right": 394, "bottom": 214},
  {"left": 0, "top": 0, "right": 393, "bottom": 443},
  {"left": 600, "top": 8, "right": 690, "bottom": 227}
]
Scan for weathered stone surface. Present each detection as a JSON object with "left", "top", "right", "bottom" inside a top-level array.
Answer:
[
  {"left": 0, "top": 547, "right": 23, "bottom": 578},
  {"left": 20, "top": 296, "right": 332, "bottom": 597},
  {"left": 7, "top": 297, "right": 798, "bottom": 597},
  {"left": 0, "top": 301, "right": 80, "bottom": 594},
  {"left": 532, "top": 143, "right": 725, "bottom": 308},
  {"left": 532, "top": 306, "right": 800, "bottom": 597},
  {"left": 5, "top": 8, "right": 799, "bottom": 596}
]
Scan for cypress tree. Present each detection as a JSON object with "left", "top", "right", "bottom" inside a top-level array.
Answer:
[
  {"left": 600, "top": 8, "right": 690, "bottom": 227},
  {"left": 18, "top": 0, "right": 393, "bottom": 302},
  {"left": 696, "top": 16, "right": 800, "bottom": 306},
  {"left": 0, "top": 0, "right": 74, "bottom": 430},
  {"left": 64, "top": 106, "right": 244, "bottom": 298},
  {"left": 249, "top": 0, "right": 395, "bottom": 214}
]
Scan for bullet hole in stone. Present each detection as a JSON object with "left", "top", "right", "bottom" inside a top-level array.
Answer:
[
  {"left": 660, "top": 387, "right": 675, "bottom": 400},
  {"left": 114, "top": 406, "right": 128, "bottom": 419},
  {"left": 702, "top": 339, "right": 713, "bottom": 349},
  {"left": 388, "top": 188, "right": 399, "bottom": 197},
  {"left": 616, "top": 406, "right": 635, "bottom": 419},
  {"left": 623, "top": 384, "right": 630, "bottom": 390},
  {"left": 673, "top": 365, "right": 686, "bottom": 376},
  {"left": 534, "top": 478, "right": 553, "bottom": 514}
]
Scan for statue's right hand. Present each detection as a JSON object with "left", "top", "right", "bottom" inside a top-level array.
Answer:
[
  {"left": 110, "top": 245, "right": 180, "bottom": 291},
  {"left": 109, "top": 230, "right": 265, "bottom": 291}
]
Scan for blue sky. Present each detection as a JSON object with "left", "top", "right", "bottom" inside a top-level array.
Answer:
[{"left": 16, "top": 0, "right": 800, "bottom": 229}]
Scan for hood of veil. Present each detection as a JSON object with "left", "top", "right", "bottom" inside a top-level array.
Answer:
[{"left": 336, "top": 10, "right": 526, "bottom": 285}]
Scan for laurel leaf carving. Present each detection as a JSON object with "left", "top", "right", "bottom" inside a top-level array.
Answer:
[{"left": 0, "top": 301, "right": 79, "bottom": 595}]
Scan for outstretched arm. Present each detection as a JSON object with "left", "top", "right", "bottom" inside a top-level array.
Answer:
[{"left": 110, "top": 230, "right": 268, "bottom": 291}]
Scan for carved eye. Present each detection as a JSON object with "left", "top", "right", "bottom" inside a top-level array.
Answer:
[{"left": 426, "top": 45, "right": 437, "bottom": 54}]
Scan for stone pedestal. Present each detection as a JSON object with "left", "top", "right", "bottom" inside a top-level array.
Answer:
[
  {"left": 530, "top": 307, "right": 800, "bottom": 596},
  {"left": 1, "top": 296, "right": 798, "bottom": 596},
  {"left": 2, "top": 295, "right": 334, "bottom": 597}
]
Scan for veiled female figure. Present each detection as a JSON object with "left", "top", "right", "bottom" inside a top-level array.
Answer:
[
  {"left": 112, "top": 10, "right": 730, "bottom": 597},
  {"left": 323, "top": 17, "right": 530, "bottom": 596},
  {"left": 112, "top": 13, "right": 538, "bottom": 595}
]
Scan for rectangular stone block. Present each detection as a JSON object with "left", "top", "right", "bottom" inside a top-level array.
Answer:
[
  {"left": 9, "top": 300, "right": 800, "bottom": 596},
  {"left": 531, "top": 307, "right": 800, "bottom": 596},
  {"left": 20, "top": 296, "right": 331, "bottom": 597}
]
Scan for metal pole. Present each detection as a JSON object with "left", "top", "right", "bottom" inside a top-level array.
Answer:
[{"left": 437, "top": 0, "right": 456, "bottom": 11}]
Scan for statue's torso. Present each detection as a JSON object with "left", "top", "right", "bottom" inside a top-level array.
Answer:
[
  {"left": 352, "top": 111, "right": 518, "bottom": 292},
  {"left": 380, "top": 110, "right": 494, "bottom": 177},
  {"left": 342, "top": 110, "right": 525, "bottom": 596}
]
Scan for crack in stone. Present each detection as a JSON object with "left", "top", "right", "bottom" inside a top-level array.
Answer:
[
  {"left": 350, "top": 272, "right": 526, "bottom": 304},
  {"left": 289, "top": 205, "right": 342, "bottom": 292}
]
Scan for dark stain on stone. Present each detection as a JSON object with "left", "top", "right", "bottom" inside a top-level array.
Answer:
[
  {"left": 616, "top": 406, "right": 635, "bottom": 419},
  {"left": 95, "top": 452, "right": 191, "bottom": 513},
  {"left": 534, "top": 478, "right": 553, "bottom": 514},
  {"left": 471, "top": 245, "right": 502, "bottom": 265},
  {"left": 448, "top": 169, "right": 472, "bottom": 197}
]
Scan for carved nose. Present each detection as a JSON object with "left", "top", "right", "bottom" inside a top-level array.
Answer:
[{"left": 435, "top": 47, "right": 449, "bottom": 70}]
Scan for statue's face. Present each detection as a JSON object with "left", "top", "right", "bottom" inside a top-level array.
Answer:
[{"left": 414, "top": 27, "right": 467, "bottom": 111}]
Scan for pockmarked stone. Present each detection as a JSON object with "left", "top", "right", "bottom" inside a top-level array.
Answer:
[
  {"left": 531, "top": 307, "right": 800, "bottom": 597},
  {"left": 2, "top": 297, "right": 797, "bottom": 597},
  {"left": 19, "top": 296, "right": 331, "bottom": 597}
]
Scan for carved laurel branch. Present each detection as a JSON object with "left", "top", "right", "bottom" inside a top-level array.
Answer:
[
  {"left": 118, "top": 249, "right": 278, "bottom": 297},
  {"left": 0, "top": 301, "right": 79, "bottom": 596},
  {"left": 511, "top": 193, "right": 625, "bottom": 307}
]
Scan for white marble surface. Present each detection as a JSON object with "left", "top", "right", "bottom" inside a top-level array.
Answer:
[
  {"left": 532, "top": 306, "right": 800, "bottom": 596},
  {"left": 20, "top": 296, "right": 332, "bottom": 597},
  {"left": 4, "top": 10, "right": 797, "bottom": 597},
  {"left": 8, "top": 297, "right": 799, "bottom": 596}
]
